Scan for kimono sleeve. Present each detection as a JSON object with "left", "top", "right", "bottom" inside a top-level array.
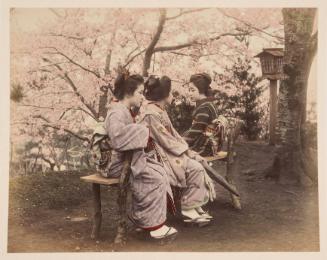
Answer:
[
  {"left": 105, "top": 110, "right": 149, "bottom": 152},
  {"left": 143, "top": 114, "right": 188, "bottom": 156},
  {"left": 183, "top": 106, "right": 211, "bottom": 145}
]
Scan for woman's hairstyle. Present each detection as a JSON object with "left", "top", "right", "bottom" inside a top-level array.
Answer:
[
  {"left": 144, "top": 75, "right": 172, "bottom": 101},
  {"left": 189, "top": 73, "right": 212, "bottom": 97},
  {"left": 113, "top": 72, "right": 144, "bottom": 100}
]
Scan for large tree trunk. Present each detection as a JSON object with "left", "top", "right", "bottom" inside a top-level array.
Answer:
[{"left": 267, "top": 8, "right": 317, "bottom": 185}]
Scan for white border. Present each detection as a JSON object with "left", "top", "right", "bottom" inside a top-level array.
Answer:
[{"left": 1, "top": 1, "right": 326, "bottom": 260}]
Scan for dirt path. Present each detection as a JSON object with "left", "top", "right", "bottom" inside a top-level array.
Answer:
[{"left": 7, "top": 142, "right": 319, "bottom": 252}]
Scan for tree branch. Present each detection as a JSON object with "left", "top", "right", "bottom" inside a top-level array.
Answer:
[
  {"left": 154, "top": 31, "right": 251, "bottom": 53},
  {"left": 123, "top": 48, "right": 146, "bottom": 68},
  {"left": 147, "top": 10, "right": 167, "bottom": 52},
  {"left": 126, "top": 46, "right": 140, "bottom": 62},
  {"left": 32, "top": 115, "right": 90, "bottom": 143},
  {"left": 19, "top": 104, "right": 55, "bottom": 110},
  {"left": 217, "top": 9, "right": 284, "bottom": 41},
  {"left": 142, "top": 9, "right": 167, "bottom": 76},
  {"left": 43, "top": 124, "right": 90, "bottom": 143},
  {"left": 42, "top": 57, "right": 98, "bottom": 118},
  {"left": 104, "top": 27, "right": 118, "bottom": 75},
  {"left": 39, "top": 154, "right": 55, "bottom": 169},
  {"left": 62, "top": 72, "right": 98, "bottom": 117},
  {"left": 59, "top": 107, "right": 99, "bottom": 121},
  {"left": 48, "top": 32, "right": 85, "bottom": 41},
  {"left": 166, "top": 8, "right": 209, "bottom": 20},
  {"left": 42, "top": 47, "right": 101, "bottom": 78}
]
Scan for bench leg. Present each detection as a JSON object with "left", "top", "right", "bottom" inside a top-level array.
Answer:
[
  {"left": 114, "top": 181, "right": 129, "bottom": 245},
  {"left": 91, "top": 183, "right": 102, "bottom": 240},
  {"left": 226, "top": 135, "right": 242, "bottom": 210},
  {"left": 114, "top": 152, "right": 132, "bottom": 246},
  {"left": 226, "top": 175, "right": 242, "bottom": 210}
]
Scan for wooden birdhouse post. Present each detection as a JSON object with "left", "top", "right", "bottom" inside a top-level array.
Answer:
[{"left": 255, "top": 48, "right": 284, "bottom": 145}]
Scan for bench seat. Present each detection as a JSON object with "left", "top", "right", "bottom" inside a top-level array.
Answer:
[{"left": 80, "top": 174, "right": 119, "bottom": 185}]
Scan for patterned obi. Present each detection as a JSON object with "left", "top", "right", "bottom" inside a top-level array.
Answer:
[{"left": 145, "top": 137, "right": 162, "bottom": 162}]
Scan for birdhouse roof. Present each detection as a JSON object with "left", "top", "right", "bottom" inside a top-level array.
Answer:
[{"left": 255, "top": 48, "right": 284, "bottom": 58}]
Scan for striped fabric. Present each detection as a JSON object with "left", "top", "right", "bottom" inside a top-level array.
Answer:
[
  {"left": 183, "top": 98, "right": 220, "bottom": 156},
  {"left": 104, "top": 102, "right": 172, "bottom": 229}
]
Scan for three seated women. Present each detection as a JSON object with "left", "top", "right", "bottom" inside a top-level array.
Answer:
[{"left": 103, "top": 72, "right": 219, "bottom": 241}]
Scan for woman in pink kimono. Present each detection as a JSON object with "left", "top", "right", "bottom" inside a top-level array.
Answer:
[
  {"left": 104, "top": 73, "right": 177, "bottom": 240},
  {"left": 139, "top": 76, "right": 216, "bottom": 225}
]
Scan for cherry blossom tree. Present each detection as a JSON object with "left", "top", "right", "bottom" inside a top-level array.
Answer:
[{"left": 10, "top": 8, "right": 283, "bottom": 172}]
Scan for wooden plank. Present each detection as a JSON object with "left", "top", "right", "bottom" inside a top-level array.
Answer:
[
  {"left": 205, "top": 151, "right": 228, "bottom": 162},
  {"left": 205, "top": 151, "right": 237, "bottom": 162},
  {"left": 80, "top": 174, "right": 119, "bottom": 185}
]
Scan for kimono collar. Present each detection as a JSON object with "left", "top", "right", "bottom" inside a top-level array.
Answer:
[
  {"left": 149, "top": 101, "right": 165, "bottom": 111},
  {"left": 129, "top": 107, "right": 138, "bottom": 122},
  {"left": 112, "top": 100, "right": 136, "bottom": 122},
  {"left": 196, "top": 97, "right": 215, "bottom": 107}
]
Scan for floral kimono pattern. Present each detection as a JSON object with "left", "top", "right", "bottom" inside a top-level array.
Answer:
[{"left": 138, "top": 102, "right": 210, "bottom": 210}]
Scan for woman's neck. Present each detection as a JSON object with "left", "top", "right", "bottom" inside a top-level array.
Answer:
[
  {"left": 120, "top": 98, "right": 131, "bottom": 109},
  {"left": 154, "top": 100, "right": 166, "bottom": 110}
]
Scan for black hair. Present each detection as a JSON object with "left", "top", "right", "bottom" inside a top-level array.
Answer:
[
  {"left": 189, "top": 73, "right": 212, "bottom": 97},
  {"left": 144, "top": 75, "right": 171, "bottom": 101},
  {"left": 113, "top": 73, "right": 144, "bottom": 100}
]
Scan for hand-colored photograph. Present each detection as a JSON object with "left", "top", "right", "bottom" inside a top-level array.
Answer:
[{"left": 8, "top": 6, "right": 318, "bottom": 252}]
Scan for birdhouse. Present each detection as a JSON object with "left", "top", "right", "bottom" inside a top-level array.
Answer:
[{"left": 255, "top": 48, "right": 284, "bottom": 80}]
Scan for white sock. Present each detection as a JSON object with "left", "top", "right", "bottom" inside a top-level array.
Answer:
[
  {"left": 150, "top": 225, "right": 178, "bottom": 238},
  {"left": 196, "top": 207, "right": 206, "bottom": 214},
  {"left": 181, "top": 208, "right": 201, "bottom": 219},
  {"left": 150, "top": 225, "right": 170, "bottom": 237}
]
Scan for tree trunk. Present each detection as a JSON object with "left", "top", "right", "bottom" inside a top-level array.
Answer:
[
  {"left": 267, "top": 8, "right": 317, "bottom": 185},
  {"left": 10, "top": 140, "right": 13, "bottom": 165},
  {"left": 98, "top": 85, "right": 110, "bottom": 120},
  {"left": 142, "top": 9, "right": 166, "bottom": 77},
  {"left": 269, "top": 80, "right": 278, "bottom": 145}
]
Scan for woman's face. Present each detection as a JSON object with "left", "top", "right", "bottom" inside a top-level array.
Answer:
[
  {"left": 189, "top": 82, "right": 201, "bottom": 102},
  {"left": 129, "top": 84, "right": 144, "bottom": 108}
]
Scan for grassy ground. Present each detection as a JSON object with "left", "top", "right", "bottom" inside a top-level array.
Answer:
[{"left": 7, "top": 142, "right": 320, "bottom": 252}]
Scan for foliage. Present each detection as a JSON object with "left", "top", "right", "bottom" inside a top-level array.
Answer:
[
  {"left": 167, "top": 58, "right": 268, "bottom": 140},
  {"left": 11, "top": 129, "right": 93, "bottom": 176},
  {"left": 167, "top": 91, "right": 194, "bottom": 133},
  {"left": 10, "top": 83, "right": 24, "bottom": 102},
  {"left": 214, "top": 58, "right": 267, "bottom": 140}
]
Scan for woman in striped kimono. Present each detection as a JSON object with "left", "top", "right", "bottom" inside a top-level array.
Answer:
[
  {"left": 183, "top": 73, "right": 225, "bottom": 157},
  {"left": 104, "top": 73, "right": 177, "bottom": 240},
  {"left": 138, "top": 76, "right": 216, "bottom": 226}
]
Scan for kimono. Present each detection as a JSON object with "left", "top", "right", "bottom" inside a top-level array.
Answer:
[
  {"left": 138, "top": 102, "right": 210, "bottom": 210},
  {"left": 104, "top": 102, "right": 173, "bottom": 229},
  {"left": 183, "top": 97, "right": 222, "bottom": 156}
]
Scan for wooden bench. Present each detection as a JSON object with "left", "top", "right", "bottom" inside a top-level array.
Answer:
[
  {"left": 81, "top": 152, "right": 133, "bottom": 245},
  {"left": 80, "top": 174, "right": 119, "bottom": 241},
  {"left": 81, "top": 125, "right": 242, "bottom": 244}
]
